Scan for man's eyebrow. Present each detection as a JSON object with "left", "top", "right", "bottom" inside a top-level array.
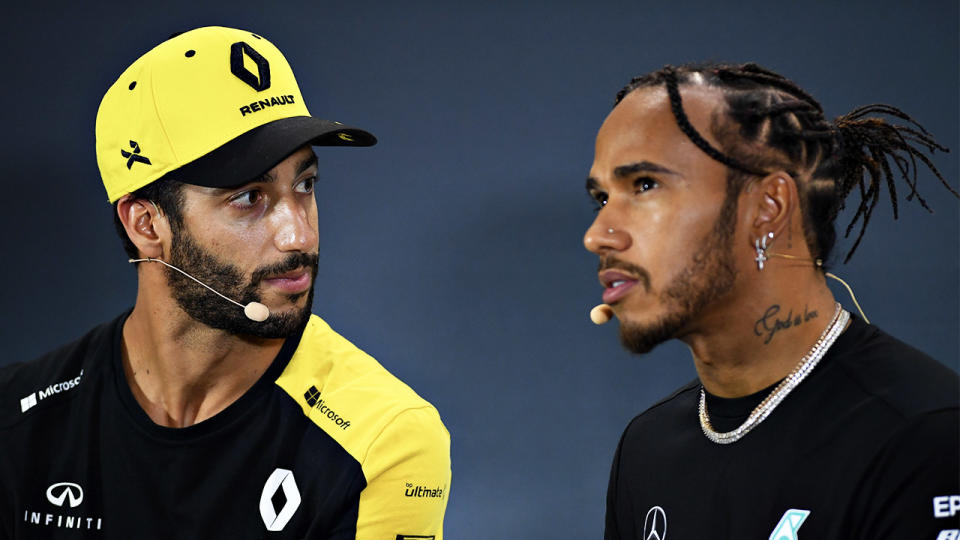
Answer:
[
  {"left": 614, "top": 161, "right": 682, "bottom": 178},
  {"left": 296, "top": 153, "right": 318, "bottom": 176},
  {"left": 236, "top": 153, "right": 319, "bottom": 187},
  {"left": 586, "top": 161, "right": 683, "bottom": 191},
  {"left": 249, "top": 169, "right": 276, "bottom": 185}
]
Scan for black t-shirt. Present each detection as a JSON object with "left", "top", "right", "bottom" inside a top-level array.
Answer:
[
  {"left": 605, "top": 315, "right": 960, "bottom": 540},
  {"left": 0, "top": 312, "right": 450, "bottom": 539}
]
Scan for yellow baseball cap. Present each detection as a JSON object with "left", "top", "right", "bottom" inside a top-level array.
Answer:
[{"left": 96, "top": 26, "right": 376, "bottom": 203}]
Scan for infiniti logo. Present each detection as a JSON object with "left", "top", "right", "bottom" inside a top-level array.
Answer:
[
  {"left": 46, "top": 482, "right": 83, "bottom": 508},
  {"left": 23, "top": 481, "right": 101, "bottom": 530},
  {"left": 643, "top": 505, "right": 667, "bottom": 540}
]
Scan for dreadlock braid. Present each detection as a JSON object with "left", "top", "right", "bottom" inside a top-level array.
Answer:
[
  {"left": 661, "top": 68, "right": 767, "bottom": 176},
  {"left": 615, "top": 62, "right": 956, "bottom": 266},
  {"left": 830, "top": 107, "right": 956, "bottom": 261}
]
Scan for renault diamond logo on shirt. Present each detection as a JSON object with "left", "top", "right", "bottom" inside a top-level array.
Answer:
[
  {"left": 260, "top": 468, "right": 301, "bottom": 531},
  {"left": 643, "top": 505, "right": 667, "bottom": 540},
  {"left": 120, "top": 140, "right": 151, "bottom": 169},
  {"left": 46, "top": 482, "right": 83, "bottom": 508},
  {"left": 769, "top": 509, "right": 810, "bottom": 540},
  {"left": 231, "top": 42, "right": 271, "bottom": 91}
]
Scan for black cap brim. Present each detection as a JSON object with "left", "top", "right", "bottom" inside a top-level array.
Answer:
[{"left": 163, "top": 116, "right": 376, "bottom": 188}]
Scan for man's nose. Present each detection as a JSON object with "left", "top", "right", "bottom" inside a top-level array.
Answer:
[
  {"left": 271, "top": 198, "right": 317, "bottom": 252},
  {"left": 584, "top": 216, "right": 631, "bottom": 255}
]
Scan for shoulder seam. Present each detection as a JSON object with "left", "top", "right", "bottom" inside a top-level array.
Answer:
[
  {"left": 624, "top": 378, "right": 699, "bottom": 429},
  {"left": 359, "top": 404, "right": 440, "bottom": 468},
  {"left": 831, "top": 359, "right": 954, "bottom": 422}
]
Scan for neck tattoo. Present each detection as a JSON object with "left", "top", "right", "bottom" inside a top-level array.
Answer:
[
  {"left": 699, "top": 302, "right": 848, "bottom": 444},
  {"left": 754, "top": 304, "right": 819, "bottom": 345}
]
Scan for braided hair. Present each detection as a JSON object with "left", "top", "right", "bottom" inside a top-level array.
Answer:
[{"left": 615, "top": 62, "right": 957, "bottom": 265}]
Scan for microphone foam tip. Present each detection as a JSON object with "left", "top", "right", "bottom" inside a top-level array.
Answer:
[
  {"left": 590, "top": 304, "right": 614, "bottom": 325},
  {"left": 244, "top": 302, "right": 270, "bottom": 322}
]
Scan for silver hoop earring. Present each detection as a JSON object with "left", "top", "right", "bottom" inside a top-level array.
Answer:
[{"left": 755, "top": 232, "right": 774, "bottom": 271}]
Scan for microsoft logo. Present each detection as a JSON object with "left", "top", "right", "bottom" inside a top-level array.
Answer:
[
  {"left": 304, "top": 386, "right": 321, "bottom": 407},
  {"left": 303, "top": 386, "right": 351, "bottom": 430},
  {"left": 20, "top": 393, "right": 37, "bottom": 412}
]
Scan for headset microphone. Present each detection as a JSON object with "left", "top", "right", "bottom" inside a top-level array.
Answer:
[
  {"left": 128, "top": 258, "right": 270, "bottom": 322},
  {"left": 590, "top": 304, "right": 614, "bottom": 325}
]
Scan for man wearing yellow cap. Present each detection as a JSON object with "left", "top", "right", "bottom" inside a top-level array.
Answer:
[{"left": 0, "top": 26, "right": 450, "bottom": 539}]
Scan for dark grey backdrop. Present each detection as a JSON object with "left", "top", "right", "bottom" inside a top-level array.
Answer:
[{"left": 2, "top": 1, "right": 957, "bottom": 537}]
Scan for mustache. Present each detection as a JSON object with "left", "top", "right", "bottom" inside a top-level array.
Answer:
[
  {"left": 598, "top": 256, "right": 651, "bottom": 293},
  {"left": 250, "top": 252, "right": 319, "bottom": 284}
]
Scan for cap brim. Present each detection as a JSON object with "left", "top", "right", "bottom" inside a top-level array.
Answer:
[{"left": 164, "top": 116, "right": 376, "bottom": 189}]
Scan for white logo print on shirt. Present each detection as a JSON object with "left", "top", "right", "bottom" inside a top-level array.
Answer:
[
  {"left": 769, "top": 509, "right": 810, "bottom": 540},
  {"left": 259, "top": 468, "right": 302, "bottom": 531},
  {"left": 643, "top": 505, "right": 667, "bottom": 540}
]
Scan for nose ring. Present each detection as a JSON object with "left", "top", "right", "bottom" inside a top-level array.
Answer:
[{"left": 607, "top": 228, "right": 614, "bottom": 234}]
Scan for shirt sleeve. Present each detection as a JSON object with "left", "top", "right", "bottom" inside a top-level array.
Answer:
[
  {"left": 850, "top": 408, "right": 960, "bottom": 540},
  {"left": 605, "top": 427, "right": 627, "bottom": 540},
  {"left": 354, "top": 406, "right": 451, "bottom": 540}
]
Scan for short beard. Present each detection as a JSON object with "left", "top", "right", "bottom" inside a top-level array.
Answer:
[
  {"left": 618, "top": 189, "right": 739, "bottom": 354},
  {"left": 165, "top": 227, "right": 318, "bottom": 339}
]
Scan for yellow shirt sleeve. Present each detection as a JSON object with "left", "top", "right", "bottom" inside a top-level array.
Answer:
[
  {"left": 274, "top": 315, "right": 451, "bottom": 539},
  {"left": 356, "top": 406, "right": 451, "bottom": 540}
]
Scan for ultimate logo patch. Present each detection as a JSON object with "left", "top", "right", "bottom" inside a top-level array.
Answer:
[{"left": 404, "top": 483, "right": 444, "bottom": 499}]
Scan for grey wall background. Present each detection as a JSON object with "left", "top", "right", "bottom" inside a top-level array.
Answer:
[{"left": 2, "top": 1, "right": 957, "bottom": 537}]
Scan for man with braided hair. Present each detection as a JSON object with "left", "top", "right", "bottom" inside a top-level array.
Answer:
[{"left": 584, "top": 63, "right": 958, "bottom": 540}]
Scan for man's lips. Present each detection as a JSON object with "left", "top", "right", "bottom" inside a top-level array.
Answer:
[
  {"left": 599, "top": 270, "right": 639, "bottom": 304},
  {"left": 262, "top": 269, "right": 312, "bottom": 294}
]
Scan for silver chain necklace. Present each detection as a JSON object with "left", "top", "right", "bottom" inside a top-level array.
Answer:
[{"left": 699, "top": 302, "right": 848, "bottom": 445}]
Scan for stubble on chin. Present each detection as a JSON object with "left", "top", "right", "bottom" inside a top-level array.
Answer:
[
  {"left": 165, "top": 229, "right": 319, "bottom": 339},
  {"left": 616, "top": 201, "right": 739, "bottom": 355}
]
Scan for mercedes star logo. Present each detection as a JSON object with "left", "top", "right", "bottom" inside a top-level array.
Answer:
[
  {"left": 643, "top": 505, "right": 667, "bottom": 540},
  {"left": 46, "top": 482, "right": 83, "bottom": 508}
]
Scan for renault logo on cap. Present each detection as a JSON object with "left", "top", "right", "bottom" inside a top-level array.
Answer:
[
  {"left": 231, "top": 42, "right": 271, "bottom": 92},
  {"left": 643, "top": 505, "right": 667, "bottom": 540},
  {"left": 46, "top": 482, "right": 83, "bottom": 508}
]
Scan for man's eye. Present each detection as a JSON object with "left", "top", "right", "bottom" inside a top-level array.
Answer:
[
  {"left": 590, "top": 192, "right": 608, "bottom": 213},
  {"left": 295, "top": 176, "right": 317, "bottom": 194},
  {"left": 635, "top": 177, "right": 658, "bottom": 193},
  {"left": 231, "top": 190, "right": 262, "bottom": 208}
]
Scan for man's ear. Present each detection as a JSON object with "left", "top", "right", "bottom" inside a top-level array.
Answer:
[
  {"left": 746, "top": 171, "right": 799, "bottom": 244},
  {"left": 116, "top": 195, "right": 170, "bottom": 259}
]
